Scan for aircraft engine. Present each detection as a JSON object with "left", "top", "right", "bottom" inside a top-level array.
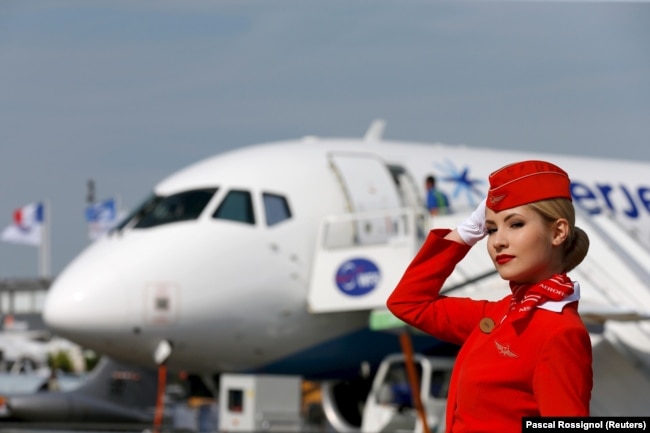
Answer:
[{"left": 320, "top": 377, "right": 372, "bottom": 433}]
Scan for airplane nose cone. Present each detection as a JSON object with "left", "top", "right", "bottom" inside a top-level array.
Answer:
[{"left": 43, "top": 250, "right": 127, "bottom": 338}]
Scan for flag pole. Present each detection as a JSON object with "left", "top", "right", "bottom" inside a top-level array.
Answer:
[
  {"left": 87, "top": 179, "right": 96, "bottom": 243},
  {"left": 115, "top": 193, "right": 123, "bottom": 225},
  {"left": 39, "top": 199, "right": 51, "bottom": 279}
]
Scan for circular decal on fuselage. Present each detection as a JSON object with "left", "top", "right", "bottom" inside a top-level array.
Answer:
[{"left": 335, "top": 258, "right": 381, "bottom": 296}]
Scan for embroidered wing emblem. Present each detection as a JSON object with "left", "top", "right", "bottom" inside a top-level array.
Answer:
[
  {"left": 494, "top": 340, "right": 519, "bottom": 358},
  {"left": 489, "top": 194, "right": 506, "bottom": 206}
]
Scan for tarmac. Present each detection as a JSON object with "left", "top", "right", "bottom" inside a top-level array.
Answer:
[
  {"left": 0, "top": 423, "right": 202, "bottom": 433},
  {"left": 0, "top": 423, "right": 153, "bottom": 433}
]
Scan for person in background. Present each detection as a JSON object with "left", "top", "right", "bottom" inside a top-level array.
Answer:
[
  {"left": 46, "top": 369, "right": 60, "bottom": 392},
  {"left": 425, "top": 175, "right": 451, "bottom": 215},
  {"left": 389, "top": 160, "right": 592, "bottom": 433}
]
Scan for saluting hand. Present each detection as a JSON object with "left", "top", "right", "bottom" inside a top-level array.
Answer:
[{"left": 455, "top": 199, "right": 487, "bottom": 246}]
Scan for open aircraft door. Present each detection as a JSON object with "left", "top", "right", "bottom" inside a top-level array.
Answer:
[
  {"left": 328, "top": 152, "right": 403, "bottom": 245},
  {"left": 308, "top": 153, "right": 421, "bottom": 313}
]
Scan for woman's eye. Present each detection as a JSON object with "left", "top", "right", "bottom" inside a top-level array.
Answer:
[{"left": 510, "top": 221, "right": 524, "bottom": 229}]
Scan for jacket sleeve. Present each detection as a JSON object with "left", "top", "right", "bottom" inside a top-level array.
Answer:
[
  {"left": 386, "top": 229, "right": 490, "bottom": 345},
  {"left": 533, "top": 322, "right": 593, "bottom": 415}
]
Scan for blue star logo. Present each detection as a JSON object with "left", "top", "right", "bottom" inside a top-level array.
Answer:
[{"left": 434, "top": 160, "right": 485, "bottom": 208}]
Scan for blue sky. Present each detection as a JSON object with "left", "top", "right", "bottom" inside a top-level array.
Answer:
[{"left": 1, "top": 1, "right": 649, "bottom": 278}]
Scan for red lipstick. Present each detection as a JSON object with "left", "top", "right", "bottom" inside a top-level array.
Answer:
[{"left": 496, "top": 254, "right": 514, "bottom": 265}]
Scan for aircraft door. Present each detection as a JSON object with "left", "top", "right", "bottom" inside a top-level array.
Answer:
[
  {"left": 328, "top": 152, "right": 403, "bottom": 245},
  {"left": 388, "top": 164, "right": 428, "bottom": 238},
  {"left": 388, "top": 165, "right": 421, "bottom": 210}
]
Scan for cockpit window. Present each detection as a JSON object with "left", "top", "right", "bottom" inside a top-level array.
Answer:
[
  {"left": 115, "top": 194, "right": 156, "bottom": 231},
  {"left": 131, "top": 188, "right": 217, "bottom": 229},
  {"left": 263, "top": 193, "right": 292, "bottom": 226},
  {"left": 213, "top": 190, "right": 255, "bottom": 225}
]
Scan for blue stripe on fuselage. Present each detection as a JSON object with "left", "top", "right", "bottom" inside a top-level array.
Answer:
[{"left": 247, "top": 328, "right": 457, "bottom": 380}]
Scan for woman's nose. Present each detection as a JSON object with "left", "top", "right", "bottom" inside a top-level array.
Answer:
[{"left": 491, "top": 230, "right": 507, "bottom": 250}]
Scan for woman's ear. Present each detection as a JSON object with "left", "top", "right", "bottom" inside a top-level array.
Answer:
[{"left": 551, "top": 218, "right": 570, "bottom": 246}]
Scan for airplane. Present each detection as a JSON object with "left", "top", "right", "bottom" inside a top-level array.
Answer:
[
  {"left": 40, "top": 120, "right": 650, "bottom": 430},
  {"left": 0, "top": 356, "right": 159, "bottom": 425},
  {"left": 0, "top": 315, "right": 87, "bottom": 395}
]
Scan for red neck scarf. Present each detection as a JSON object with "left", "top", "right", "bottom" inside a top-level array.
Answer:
[{"left": 509, "top": 273, "right": 574, "bottom": 321}]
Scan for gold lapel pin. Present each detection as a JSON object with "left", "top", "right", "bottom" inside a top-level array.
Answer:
[{"left": 479, "top": 317, "right": 495, "bottom": 334}]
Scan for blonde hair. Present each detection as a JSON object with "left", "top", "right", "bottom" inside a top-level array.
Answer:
[{"left": 527, "top": 198, "right": 589, "bottom": 273}]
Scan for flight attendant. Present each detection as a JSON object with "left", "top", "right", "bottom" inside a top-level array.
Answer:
[{"left": 387, "top": 160, "right": 592, "bottom": 433}]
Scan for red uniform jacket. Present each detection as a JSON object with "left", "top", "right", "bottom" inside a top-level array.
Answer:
[{"left": 386, "top": 229, "right": 592, "bottom": 433}]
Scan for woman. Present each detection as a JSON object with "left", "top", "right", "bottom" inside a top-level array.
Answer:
[{"left": 387, "top": 160, "right": 592, "bottom": 433}]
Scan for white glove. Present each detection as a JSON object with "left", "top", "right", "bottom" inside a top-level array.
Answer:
[{"left": 456, "top": 199, "right": 487, "bottom": 246}]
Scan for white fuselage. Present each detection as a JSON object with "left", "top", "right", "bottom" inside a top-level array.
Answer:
[{"left": 42, "top": 136, "right": 650, "bottom": 376}]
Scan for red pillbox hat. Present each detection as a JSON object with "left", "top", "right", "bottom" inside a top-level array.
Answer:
[{"left": 487, "top": 160, "right": 572, "bottom": 211}]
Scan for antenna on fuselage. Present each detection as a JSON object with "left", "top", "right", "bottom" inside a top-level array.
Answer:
[{"left": 364, "top": 119, "right": 386, "bottom": 142}]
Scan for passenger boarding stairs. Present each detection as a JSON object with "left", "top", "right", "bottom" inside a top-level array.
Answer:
[{"left": 308, "top": 206, "right": 650, "bottom": 416}]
